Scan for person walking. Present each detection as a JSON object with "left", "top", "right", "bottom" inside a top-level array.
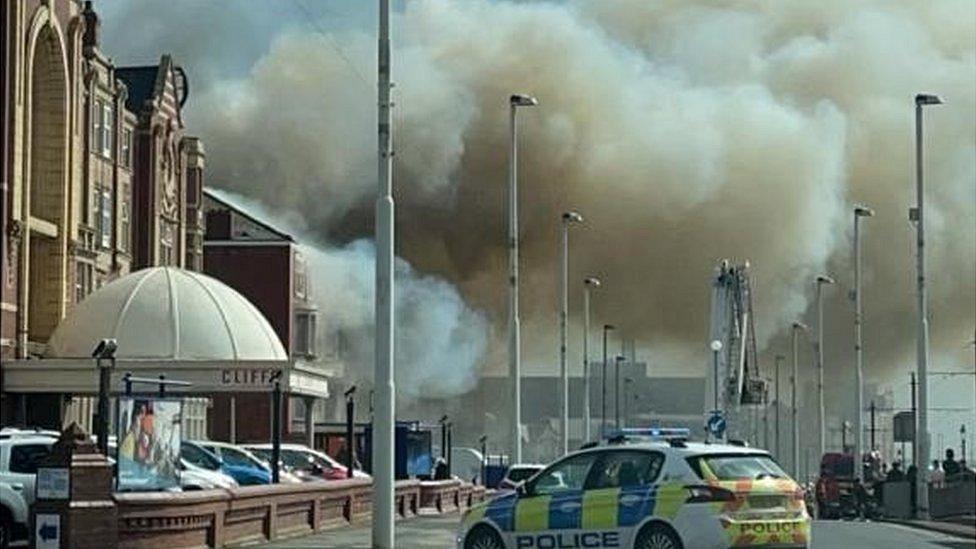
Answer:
[{"left": 930, "top": 459, "right": 945, "bottom": 488}]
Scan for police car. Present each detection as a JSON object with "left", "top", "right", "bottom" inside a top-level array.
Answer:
[{"left": 458, "top": 429, "right": 810, "bottom": 549}]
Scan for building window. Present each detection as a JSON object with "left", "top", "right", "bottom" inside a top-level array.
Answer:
[
  {"left": 92, "top": 99, "right": 104, "bottom": 153},
  {"left": 294, "top": 252, "right": 308, "bottom": 299},
  {"left": 75, "top": 261, "right": 93, "bottom": 302},
  {"left": 120, "top": 193, "right": 131, "bottom": 252},
  {"left": 294, "top": 310, "right": 317, "bottom": 358},
  {"left": 99, "top": 187, "right": 113, "bottom": 248},
  {"left": 121, "top": 128, "right": 132, "bottom": 168},
  {"left": 101, "top": 102, "right": 113, "bottom": 159}
]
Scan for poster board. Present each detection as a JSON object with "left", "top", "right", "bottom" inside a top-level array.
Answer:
[{"left": 116, "top": 397, "right": 182, "bottom": 491}]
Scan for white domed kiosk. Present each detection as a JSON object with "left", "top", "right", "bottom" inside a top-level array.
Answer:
[
  {"left": 3, "top": 267, "right": 330, "bottom": 439},
  {"left": 46, "top": 267, "right": 288, "bottom": 361}
]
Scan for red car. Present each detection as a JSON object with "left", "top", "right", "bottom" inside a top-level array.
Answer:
[{"left": 246, "top": 444, "right": 370, "bottom": 481}]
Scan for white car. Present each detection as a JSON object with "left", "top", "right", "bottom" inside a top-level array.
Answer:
[
  {"left": 245, "top": 444, "right": 371, "bottom": 481},
  {"left": 0, "top": 434, "right": 57, "bottom": 546},
  {"left": 457, "top": 436, "right": 810, "bottom": 549}
]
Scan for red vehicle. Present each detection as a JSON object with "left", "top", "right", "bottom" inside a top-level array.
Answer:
[{"left": 815, "top": 453, "right": 856, "bottom": 519}]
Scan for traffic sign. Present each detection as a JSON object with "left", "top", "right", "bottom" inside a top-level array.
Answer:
[
  {"left": 35, "top": 513, "right": 60, "bottom": 549},
  {"left": 707, "top": 411, "right": 727, "bottom": 438}
]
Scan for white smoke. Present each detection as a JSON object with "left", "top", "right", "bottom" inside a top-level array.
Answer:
[{"left": 208, "top": 191, "right": 489, "bottom": 399}]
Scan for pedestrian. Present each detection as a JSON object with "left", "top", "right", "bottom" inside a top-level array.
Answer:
[
  {"left": 930, "top": 459, "right": 945, "bottom": 488},
  {"left": 942, "top": 448, "right": 961, "bottom": 479},
  {"left": 885, "top": 461, "right": 905, "bottom": 482},
  {"left": 907, "top": 464, "right": 918, "bottom": 514}
]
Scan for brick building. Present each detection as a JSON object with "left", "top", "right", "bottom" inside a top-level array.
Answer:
[{"left": 202, "top": 190, "right": 340, "bottom": 444}]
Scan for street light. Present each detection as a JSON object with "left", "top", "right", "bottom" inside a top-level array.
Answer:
[
  {"left": 559, "top": 211, "right": 583, "bottom": 455},
  {"left": 582, "top": 277, "right": 601, "bottom": 442},
  {"left": 92, "top": 339, "right": 118, "bottom": 456},
  {"left": 601, "top": 324, "right": 615, "bottom": 437},
  {"left": 508, "top": 92, "right": 538, "bottom": 464},
  {"left": 774, "top": 354, "right": 784, "bottom": 460},
  {"left": 816, "top": 274, "right": 835, "bottom": 459},
  {"left": 792, "top": 321, "right": 808, "bottom": 478},
  {"left": 373, "top": 1, "right": 396, "bottom": 544},
  {"left": 710, "top": 340, "right": 723, "bottom": 416},
  {"left": 854, "top": 205, "right": 873, "bottom": 485},
  {"left": 623, "top": 378, "right": 634, "bottom": 428},
  {"left": 914, "top": 93, "right": 942, "bottom": 519},
  {"left": 614, "top": 355, "right": 626, "bottom": 430}
]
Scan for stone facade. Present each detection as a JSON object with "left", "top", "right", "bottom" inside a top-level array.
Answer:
[{"left": 1, "top": 1, "right": 206, "bottom": 426}]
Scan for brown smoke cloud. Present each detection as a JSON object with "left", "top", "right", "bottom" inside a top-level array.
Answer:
[{"left": 107, "top": 1, "right": 974, "bottom": 421}]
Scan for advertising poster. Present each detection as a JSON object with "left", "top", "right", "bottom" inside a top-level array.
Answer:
[{"left": 116, "top": 397, "right": 181, "bottom": 491}]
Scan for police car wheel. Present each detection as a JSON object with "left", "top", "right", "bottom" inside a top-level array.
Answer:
[
  {"left": 464, "top": 525, "right": 504, "bottom": 549},
  {"left": 634, "top": 523, "right": 683, "bottom": 549}
]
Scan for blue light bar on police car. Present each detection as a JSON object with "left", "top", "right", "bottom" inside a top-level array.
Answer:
[{"left": 602, "top": 427, "right": 690, "bottom": 440}]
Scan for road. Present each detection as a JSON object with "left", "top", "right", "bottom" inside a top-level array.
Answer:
[{"left": 260, "top": 516, "right": 973, "bottom": 548}]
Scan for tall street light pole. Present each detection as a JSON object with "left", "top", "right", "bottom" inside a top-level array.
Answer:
[
  {"left": 582, "top": 277, "right": 601, "bottom": 443},
  {"left": 559, "top": 211, "right": 583, "bottom": 455},
  {"left": 614, "top": 355, "right": 626, "bottom": 430},
  {"left": 854, "top": 205, "right": 874, "bottom": 485},
  {"left": 792, "top": 322, "right": 808, "bottom": 479},
  {"left": 373, "top": 0, "right": 395, "bottom": 545},
  {"left": 509, "top": 93, "right": 538, "bottom": 464},
  {"left": 601, "top": 324, "right": 615, "bottom": 437},
  {"left": 775, "top": 354, "right": 784, "bottom": 460},
  {"left": 816, "top": 274, "right": 835, "bottom": 459},
  {"left": 914, "top": 93, "right": 942, "bottom": 518}
]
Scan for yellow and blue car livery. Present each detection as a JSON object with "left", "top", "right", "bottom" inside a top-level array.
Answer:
[{"left": 458, "top": 441, "right": 810, "bottom": 549}]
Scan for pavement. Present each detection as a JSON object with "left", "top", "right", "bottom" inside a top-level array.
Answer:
[
  {"left": 257, "top": 516, "right": 976, "bottom": 548},
  {"left": 882, "top": 515, "right": 976, "bottom": 540}
]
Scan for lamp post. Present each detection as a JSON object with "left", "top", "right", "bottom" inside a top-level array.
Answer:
[
  {"left": 775, "top": 354, "right": 784, "bottom": 460},
  {"left": 559, "top": 211, "right": 583, "bottom": 455},
  {"left": 373, "top": 0, "right": 396, "bottom": 544},
  {"left": 623, "top": 377, "right": 633, "bottom": 428},
  {"left": 854, "top": 205, "right": 874, "bottom": 485},
  {"left": 914, "top": 93, "right": 942, "bottom": 518},
  {"left": 509, "top": 93, "right": 538, "bottom": 464},
  {"left": 816, "top": 274, "right": 835, "bottom": 459},
  {"left": 582, "top": 277, "right": 601, "bottom": 442},
  {"left": 792, "top": 321, "right": 808, "bottom": 478},
  {"left": 92, "top": 339, "right": 118, "bottom": 456},
  {"left": 601, "top": 324, "right": 615, "bottom": 437},
  {"left": 614, "top": 355, "right": 626, "bottom": 430},
  {"left": 710, "top": 340, "right": 723, "bottom": 415}
]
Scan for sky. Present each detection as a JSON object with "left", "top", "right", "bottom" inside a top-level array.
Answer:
[{"left": 96, "top": 0, "right": 975, "bottom": 458}]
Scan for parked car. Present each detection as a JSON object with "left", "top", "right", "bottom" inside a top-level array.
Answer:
[
  {"left": 245, "top": 444, "right": 370, "bottom": 481},
  {"left": 0, "top": 434, "right": 57, "bottom": 546},
  {"left": 196, "top": 441, "right": 301, "bottom": 484},
  {"left": 180, "top": 441, "right": 251, "bottom": 487},
  {"left": 498, "top": 463, "right": 544, "bottom": 491}
]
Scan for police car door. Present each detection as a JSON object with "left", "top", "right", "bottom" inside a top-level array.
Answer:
[
  {"left": 582, "top": 450, "right": 665, "bottom": 548},
  {"left": 511, "top": 452, "right": 598, "bottom": 549}
]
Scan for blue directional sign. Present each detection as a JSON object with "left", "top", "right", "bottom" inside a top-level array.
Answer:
[
  {"left": 35, "top": 513, "right": 60, "bottom": 549},
  {"left": 707, "top": 411, "right": 727, "bottom": 438}
]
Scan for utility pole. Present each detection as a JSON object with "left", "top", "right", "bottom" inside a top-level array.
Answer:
[
  {"left": 854, "top": 205, "right": 873, "bottom": 485},
  {"left": 775, "top": 355, "right": 784, "bottom": 460},
  {"left": 914, "top": 93, "right": 942, "bottom": 519},
  {"left": 582, "top": 278, "right": 600, "bottom": 442},
  {"left": 792, "top": 322, "right": 807, "bottom": 478},
  {"left": 559, "top": 211, "right": 582, "bottom": 455},
  {"left": 373, "top": 0, "right": 396, "bottom": 544},
  {"left": 508, "top": 92, "right": 537, "bottom": 464},
  {"left": 911, "top": 371, "right": 917, "bottom": 467},
  {"left": 614, "top": 355, "right": 625, "bottom": 430},
  {"left": 601, "top": 324, "right": 614, "bottom": 437},
  {"left": 870, "top": 400, "right": 877, "bottom": 451},
  {"left": 816, "top": 275, "right": 834, "bottom": 461}
]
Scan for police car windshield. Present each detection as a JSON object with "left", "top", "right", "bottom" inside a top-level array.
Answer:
[
  {"left": 688, "top": 453, "right": 787, "bottom": 481},
  {"left": 507, "top": 467, "right": 541, "bottom": 483}
]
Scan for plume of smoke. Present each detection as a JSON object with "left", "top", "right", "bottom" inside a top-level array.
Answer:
[
  {"left": 209, "top": 191, "right": 489, "bottom": 399},
  {"left": 102, "top": 1, "right": 974, "bottom": 413}
]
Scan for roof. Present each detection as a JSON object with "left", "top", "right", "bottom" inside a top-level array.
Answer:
[
  {"left": 116, "top": 65, "right": 159, "bottom": 113},
  {"left": 202, "top": 189, "right": 294, "bottom": 242},
  {"left": 46, "top": 267, "right": 287, "bottom": 361}
]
